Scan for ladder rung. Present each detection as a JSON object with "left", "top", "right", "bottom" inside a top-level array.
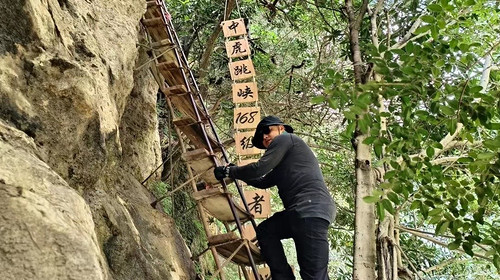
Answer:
[
  {"left": 193, "top": 188, "right": 251, "bottom": 222},
  {"left": 146, "top": 1, "right": 158, "bottom": 8},
  {"left": 143, "top": 17, "right": 164, "bottom": 27},
  {"left": 164, "top": 85, "right": 187, "bottom": 95},
  {"left": 208, "top": 233, "right": 264, "bottom": 265},
  {"left": 157, "top": 61, "right": 183, "bottom": 71},
  {"left": 208, "top": 232, "right": 239, "bottom": 245},
  {"left": 182, "top": 149, "right": 221, "bottom": 185},
  {"left": 151, "top": 39, "right": 174, "bottom": 49},
  {"left": 183, "top": 148, "right": 212, "bottom": 163},
  {"left": 173, "top": 117, "right": 196, "bottom": 127}
]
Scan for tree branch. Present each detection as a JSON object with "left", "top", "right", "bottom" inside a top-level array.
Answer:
[
  {"left": 198, "top": 0, "right": 235, "bottom": 84},
  {"left": 390, "top": 17, "right": 424, "bottom": 50},
  {"left": 368, "top": 0, "right": 385, "bottom": 48},
  {"left": 309, "top": 143, "right": 348, "bottom": 152},
  {"left": 345, "top": 0, "right": 369, "bottom": 84},
  {"left": 331, "top": 226, "right": 355, "bottom": 232},
  {"left": 430, "top": 156, "right": 461, "bottom": 166},
  {"left": 397, "top": 226, "right": 491, "bottom": 261},
  {"left": 421, "top": 258, "right": 465, "bottom": 274},
  {"left": 433, "top": 122, "right": 464, "bottom": 157},
  {"left": 356, "top": 0, "right": 370, "bottom": 29},
  {"left": 394, "top": 123, "right": 464, "bottom": 165},
  {"left": 313, "top": 0, "right": 336, "bottom": 32},
  {"left": 294, "top": 131, "right": 348, "bottom": 150}
]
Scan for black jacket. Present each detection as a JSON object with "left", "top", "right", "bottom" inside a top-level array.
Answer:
[{"left": 229, "top": 133, "right": 336, "bottom": 223}]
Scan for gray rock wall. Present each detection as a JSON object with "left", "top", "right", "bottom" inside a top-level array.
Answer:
[{"left": 0, "top": 0, "right": 196, "bottom": 279}]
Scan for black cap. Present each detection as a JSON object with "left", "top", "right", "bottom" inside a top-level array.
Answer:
[{"left": 252, "top": 116, "right": 294, "bottom": 149}]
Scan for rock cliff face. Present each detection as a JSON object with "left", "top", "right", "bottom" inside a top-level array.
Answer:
[{"left": 0, "top": 0, "right": 196, "bottom": 279}]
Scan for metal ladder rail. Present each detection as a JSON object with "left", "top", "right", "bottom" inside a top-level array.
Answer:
[
  {"left": 140, "top": 15, "right": 228, "bottom": 280},
  {"left": 162, "top": 24, "right": 261, "bottom": 280},
  {"left": 152, "top": 1, "right": 261, "bottom": 278},
  {"left": 163, "top": 6, "right": 259, "bottom": 233},
  {"left": 143, "top": 3, "right": 229, "bottom": 279},
  {"left": 164, "top": 19, "right": 263, "bottom": 276}
]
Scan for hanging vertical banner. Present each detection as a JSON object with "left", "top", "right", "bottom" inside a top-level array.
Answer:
[
  {"left": 241, "top": 190, "right": 271, "bottom": 219},
  {"left": 247, "top": 266, "right": 271, "bottom": 280},
  {"left": 229, "top": 59, "right": 255, "bottom": 81},
  {"left": 234, "top": 131, "right": 260, "bottom": 155},
  {"left": 232, "top": 82, "right": 258, "bottom": 103},
  {"left": 258, "top": 267, "right": 271, "bottom": 280},
  {"left": 234, "top": 107, "right": 260, "bottom": 129},
  {"left": 221, "top": 18, "right": 247, "bottom": 38},
  {"left": 225, "top": 38, "right": 250, "bottom": 58},
  {"left": 241, "top": 224, "right": 256, "bottom": 241}
]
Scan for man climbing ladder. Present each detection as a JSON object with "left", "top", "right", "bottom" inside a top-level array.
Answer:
[{"left": 215, "top": 116, "right": 337, "bottom": 280}]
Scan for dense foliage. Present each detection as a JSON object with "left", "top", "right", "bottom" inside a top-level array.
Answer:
[
  {"left": 325, "top": 0, "right": 500, "bottom": 276},
  {"left": 159, "top": 0, "right": 500, "bottom": 278}
]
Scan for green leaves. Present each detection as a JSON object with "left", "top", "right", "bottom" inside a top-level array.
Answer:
[
  {"left": 414, "top": 25, "right": 431, "bottom": 35},
  {"left": 421, "top": 15, "right": 435, "bottom": 23},
  {"left": 311, "top": 95, "right": 325, "bottom": 104},
  {"left": 377, "top": 201, "right": 385, "bottom": 221},
  {"left": 440, "top": 105, "right": 455, "bottom": 116},
  {"left": 494, "top": 255, "right": 500, "bottom": 271},
  {"left": 429, "top": 208, "right": 443, "bottom": 216},
  {"left": 363, "top": 195, "right": 380, "bottom": 203},
  {"left": 435, "top": 220, "right": 450, "bottom": 235},
  {"left": 177, "top": 0, "right": 500, "bottom": 274},
  {"left": 448, "top": 240, "right": 461, "bottom": 250},
  {"left": 426, "top": 147, "right": 435, "bottom": 158},
  {"left": 387, "top": 192, "right": 400, "bottom": 204},
  {"left": 483, "top": 137, "right": 500, "bottom": 150},
  {"left": 428, "top": 4, "right": 443, "bottom": 12}
]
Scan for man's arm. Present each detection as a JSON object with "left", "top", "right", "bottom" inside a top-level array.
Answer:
[
  {"left": 228, "top": 133, "right": 293, "bottom": 181},
  {"left": 240, "top": 173, "right": 276, "bottom": 189}
]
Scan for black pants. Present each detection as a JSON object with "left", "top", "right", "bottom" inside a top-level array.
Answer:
[{"left": 256, "top": 210, "right": 330, "bottom": 280}]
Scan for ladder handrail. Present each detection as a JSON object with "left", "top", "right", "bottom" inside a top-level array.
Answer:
[
  {"left": 145, "top": 1, "right": 262, "bottom": 279},
  {"left": 160, "top": 6, "right": 259, "bottom": 233},
  {"left": 156, "top": 1, "right": 258, "bottom": 232}
]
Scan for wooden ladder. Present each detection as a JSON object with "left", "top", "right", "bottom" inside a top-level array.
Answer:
[{"left": 141, "top": 1, "right": 264, "bottom": 279}]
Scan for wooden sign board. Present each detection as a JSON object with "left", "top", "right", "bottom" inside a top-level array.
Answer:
[
  {"left": 238, "top": 158, "right": 259, "bottom": 166},
  {"left": 232, "top": 82, "right": 258, "bottom": 103},
  {"left": 234, "top": 107, "right": 260, "bottom": 129},
  {"left": 229, "top": 59, "right": 255, "bottom": 81},
  {"left": 205, "top": 215, "right": 219, "bottom": 235},
  {"left": 221, "top": 18, "right": 247, "bottom": 38},
  {"left": 258, "top": 267, "right": 272, "bottom": 280},
  {"left": 241, "top": 190, "right": 271, "bottom": 219},
  {"left": 238, "top": 180, "right": 248, "bottom": 187},
  {"left": 234, "top": 131, "right": 260, "bottom": 155},
  {"left": 225, "top": 38, "right": 250, "bottom": 58},
  {"left": 241, "top": 224, "right": 256, "bottom": 241}
]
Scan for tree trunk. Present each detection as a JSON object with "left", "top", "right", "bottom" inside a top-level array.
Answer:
[
  {"left": 353, "top": 135, "right": 377, "bottom": 280},
  {"left": 345, "top": 0, "right": 376, "bottom": 280},
  {"left": 345, "top": 0, "right": 377, "bottom": 279},
  {"left": 376, "top": 214, "right": 397, "bottom": 280},
  {"left": 198, "top": 0, "right": 236, "bottom": 85}
]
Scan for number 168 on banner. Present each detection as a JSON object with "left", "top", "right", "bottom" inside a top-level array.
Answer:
[{"left": 234, "top": 107, "right": 260, "bottom": 129}]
